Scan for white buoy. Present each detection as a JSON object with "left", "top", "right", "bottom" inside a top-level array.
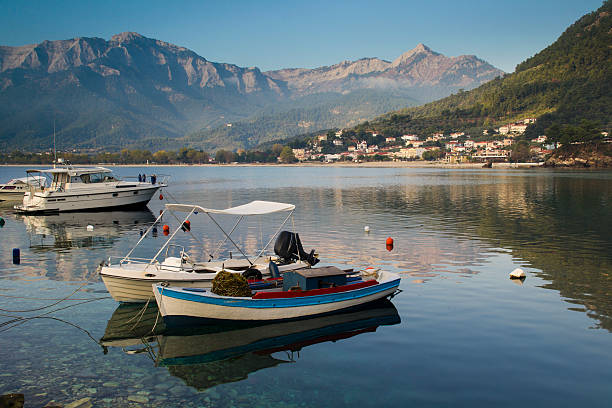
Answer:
[
  {"left": 364, "top": 225, "right": 370, "bottom": 233},
  {"left": 86, "top": 225, "right": 94, "bottom": 231},
  {"left": 509, "top": 268, "right": 526, "bottom": 279}
]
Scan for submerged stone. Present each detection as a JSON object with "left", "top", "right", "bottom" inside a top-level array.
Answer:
[
  {"left": 127, "top": 395, "right": 149, "bottom": 403},
  {"left": 64, "top": 397, "right": 93, "bottom": 408}
]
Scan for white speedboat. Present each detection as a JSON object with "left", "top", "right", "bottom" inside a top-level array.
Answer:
[
  {"left": 100, "top": 200, "right": 319, "bottom": 303},
  {"left": 14, "top": 166, "right": 167, "bottom": 213},
  {"left": 0, "top": 176, "right": 46, "bottom": 202}
]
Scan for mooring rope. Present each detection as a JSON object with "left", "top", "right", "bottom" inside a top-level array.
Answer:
[
  {"left": 0, "top": 282, "right": 91, "bottom": 313},
  {"left": 0, "top": 297, "right": 104, "bottom": 332}
]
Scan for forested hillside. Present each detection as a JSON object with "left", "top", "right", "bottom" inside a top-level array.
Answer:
[{"left": 363, "top": 1, "right": 611, "bottom": 138}]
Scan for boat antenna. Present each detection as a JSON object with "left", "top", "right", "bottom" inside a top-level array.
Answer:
[{"left": 53, "top": 118, "right": 57, "bottom": 168}]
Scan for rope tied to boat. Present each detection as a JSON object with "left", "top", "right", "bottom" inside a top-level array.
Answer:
[{"left": 0, "top": 282, "right": 90, "bottom": 313}]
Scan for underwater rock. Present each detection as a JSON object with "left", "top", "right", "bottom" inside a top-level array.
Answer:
[
  {"left": 102, "top": 382, "right": 118, "bottom": 388},
  {"left": 127, "top": 395, "right": 149, "bottom": 403},
  {"left": 64, "top": 397, "right": 92, "bottom": 408},
  {"left": 0, "top": 393, "right": 24, "bottom": 408}
]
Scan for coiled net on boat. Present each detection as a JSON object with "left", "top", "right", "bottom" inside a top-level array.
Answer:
[{"left": 211, "top": 271, "right": 252, "bottom": 297}]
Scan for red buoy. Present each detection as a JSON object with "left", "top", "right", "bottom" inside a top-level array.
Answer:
[
  {"left": 182, "top": 220, "right": 191, "bottom": 231},
  {"left": 163, "top": 230, "right": 169, "bottom": 236},
  {"left": 159, "top": 193, "right": 164, "bottom": 200},
  {"left": 386, "top": 237, "right": 394, "bottom": 246},
  {"left": 386, "top": 243, "right": 394, "bottom": 252},
  {"left": 163, "top": 224, "right": 170, "bottom": 233}
]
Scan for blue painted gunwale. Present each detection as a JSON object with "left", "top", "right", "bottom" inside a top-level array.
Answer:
[{"left": 155, "top": 278, "right": 400, "bottom": 309}]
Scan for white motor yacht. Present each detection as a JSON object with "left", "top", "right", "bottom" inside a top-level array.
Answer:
[
  {"left": 0, "top": 176, "right": 47, "bottom": 202},
  {"left": 14, "top": 166, "right": 167, "bottom": 213}
]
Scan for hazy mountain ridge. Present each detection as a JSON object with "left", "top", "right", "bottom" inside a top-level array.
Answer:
[
  {"left": 266, "top": 43, "right": 502, "bottom": 95},
  {"left": 0, "top": 33, "right": 503, "bottom": 151}
]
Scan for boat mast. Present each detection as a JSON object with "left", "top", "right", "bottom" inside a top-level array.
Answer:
[{"left": 53, "top": 118, "right": 57, "bottom": 168}]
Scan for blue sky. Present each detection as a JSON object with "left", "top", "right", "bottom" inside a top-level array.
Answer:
[{"left": 0, "top": 0, "right": 604, "bottom": 73}]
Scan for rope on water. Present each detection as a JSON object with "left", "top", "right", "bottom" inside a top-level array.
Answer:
[
  {"left": 0, "top": 293, "right": 110, "bottom": 301},
  {"left": 0, "top": 282, "right": 91, "bottom": 313},
  {"left": 150, "top": 284, "right": 165, "bottom": 334},
  {"left": 128, "top": 296, "right": 152, "bottom": 331},
  {"left": 0, "top": 297, "right": 104, "bottom": 332},
  {"left": 0, "top": 314, "right": 100, "bottom": 345}
]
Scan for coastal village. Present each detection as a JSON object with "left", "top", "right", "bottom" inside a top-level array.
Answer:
[{"left": 291, "top": 118, "right": 560, "bottom": 163}]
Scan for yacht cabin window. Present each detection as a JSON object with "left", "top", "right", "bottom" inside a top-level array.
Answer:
[{"left": 80, "top": 173, "right": 114, "bottom": 183}]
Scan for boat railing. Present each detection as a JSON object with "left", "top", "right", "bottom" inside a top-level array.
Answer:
[
  {"left": 109, "top": 255, "right": 190, "bottom": 272},
  {"left": 122, "top": 174, "right": 170, "bottom": 185}
]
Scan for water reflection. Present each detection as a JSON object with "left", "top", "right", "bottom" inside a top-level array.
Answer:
[
  {"left": 19, "top": 209, "right": 156, "bottom": 252},
  {"left": 101, "top": 301, "right": 400, "bottom": 391}
]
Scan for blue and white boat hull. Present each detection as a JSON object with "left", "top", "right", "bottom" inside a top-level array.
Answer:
[{"left": 153, "top": 270, "right": 400, "bottom": 322}]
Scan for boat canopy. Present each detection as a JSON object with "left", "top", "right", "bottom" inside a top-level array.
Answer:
[
  {"left": 7, "top": 176, "right": 47, "bottom": 186},
  {"left": 165, "top": 200, "right": 295, "bottom": 216},
  {"left": 25, "top": 167, "right": 112, "bottom": 176}
]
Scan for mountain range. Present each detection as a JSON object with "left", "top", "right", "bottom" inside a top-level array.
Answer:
[{"left": 0, "top": 33, "right": 503, "bottom": 151}]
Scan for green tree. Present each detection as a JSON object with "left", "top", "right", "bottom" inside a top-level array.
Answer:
[
  {"left": 510, "top": 141, "right": 531, "bottom": 162},
  {"left": 279, "top": 146, "right": 296, "bottom": 163}
]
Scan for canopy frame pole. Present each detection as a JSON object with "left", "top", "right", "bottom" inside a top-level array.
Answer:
[
  {"left": 210, "top": 215, "right": 243, "bottom": 260},
  {"left": 290, "top": 214, "right": 301, "bottom": 262},
  {"left": 165, "top": 206, "right": 213, "bottom": 260},
  {"left": 149, "top": 208, "right": 195, "bottom": 266},
  {"left": 254, "top": 210, "right": 294, "bottom": 262},
  {"left": 122, "top": 209, "right": 166, "bottom": 262},
  {"left": 205, "top": 212, "right": 252, "bottom": 265}
]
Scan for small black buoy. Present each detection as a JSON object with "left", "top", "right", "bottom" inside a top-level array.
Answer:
[
  {"left": 12, "top": 248, "right": 20, "bottom": 265},
  {"left": 0, "top": 217, "right": 5, "bottom": 227}
]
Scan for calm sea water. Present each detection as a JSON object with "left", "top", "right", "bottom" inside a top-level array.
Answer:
[{"left": 0, "top": 166, "right": 611, "bottom": 407}]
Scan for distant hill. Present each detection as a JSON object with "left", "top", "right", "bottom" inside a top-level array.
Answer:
[
  {"left": 0, "top": 33, "right": 502, "bottom": 151},
  {"left": 361, "top": 1, "right": 612, "bottom": 138}
]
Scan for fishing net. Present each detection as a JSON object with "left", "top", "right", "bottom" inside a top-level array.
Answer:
[{"left": 211, "top": 271, "right": 252, "bottom": 297}]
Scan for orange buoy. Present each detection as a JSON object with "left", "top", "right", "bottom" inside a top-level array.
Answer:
[
  {"left": 386, "top": 237, "right": 394, "bottom": 246},
  {"left": 163, "top": 224, "right": 170, "bottom": 233},
  {"left": 159, "top": 193, "right": 164, "bottom": 200},
  {"left": 163, "top": 230, "right": 169, "bottom": 236}
]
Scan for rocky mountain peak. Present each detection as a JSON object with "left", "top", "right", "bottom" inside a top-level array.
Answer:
[
  {"left": 390, "top": 43, "right": 438, "bottom": 67},
  {"left": 110, "top": 32, "right": 145, "bottom": 43}
]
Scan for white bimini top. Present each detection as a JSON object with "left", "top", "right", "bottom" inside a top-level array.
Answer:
[{"left": 165, "top": 200, "right": 295, "bottom": 216}]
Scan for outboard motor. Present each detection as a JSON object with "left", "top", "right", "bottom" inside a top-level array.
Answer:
[{"left": 274, "top": 231, "right": 319, "bottom": 266}]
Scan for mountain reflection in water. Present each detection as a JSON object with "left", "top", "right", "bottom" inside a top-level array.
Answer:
[{"left": 101, "top": 301, "right": 400, "bottom": 391}]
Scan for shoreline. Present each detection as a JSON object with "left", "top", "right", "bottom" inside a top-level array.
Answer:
[{"left": 0, "top": 161, "right": 546, "bottom": 169}]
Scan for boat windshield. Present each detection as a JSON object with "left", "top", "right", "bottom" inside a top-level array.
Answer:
[{"left": 80, "top": 173, "right": 116, "bottom": 183}]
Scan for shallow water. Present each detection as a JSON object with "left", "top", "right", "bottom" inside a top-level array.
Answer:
[{"left": 0, "top": 166, "right": 611, "bottom": 407}]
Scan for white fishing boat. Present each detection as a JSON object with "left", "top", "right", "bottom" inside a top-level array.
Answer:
[
  {"left": 153, "top": 266, "right": 401, "bottom": 323},
  {"left": 0, "top": 176, "right": 47, "bottom": 202},
  {"left": 14, "top": 166, "right": 167, "bottom": 213},
  {"left": 100, "top": 200, "right": 319, "bottom": 303}
]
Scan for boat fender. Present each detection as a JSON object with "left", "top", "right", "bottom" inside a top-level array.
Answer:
[
  {"left": 268, "top": 261, "right": 280, "bottom": 279},
  {"left": 12, "top": 248, "right": 20, "bottom": 265},
  {"left": 243, "top": 268, "right": 263, "bottom": 281}
]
